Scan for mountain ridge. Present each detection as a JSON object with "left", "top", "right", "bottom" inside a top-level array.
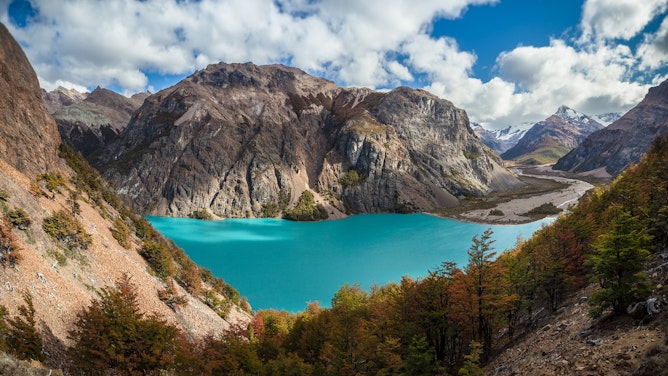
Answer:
[
  {"left": 92, "top": 62, "right": 523, "bottom": 218},
  {"left": 554, "top": 79, "right": 668, "bottom": 176}
]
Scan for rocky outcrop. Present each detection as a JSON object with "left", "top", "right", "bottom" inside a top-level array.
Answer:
[
  {"left": 0, "top": 23, "right": 63, "bottom": 176},
  {"left": 502, "top": 106, "right": 603, "bottom": 165},
  {"left": 53, "top": 86, "right": 147, "bottom": 157},
  {"left": 94, "top": 62, "right": 522, "bottom": 217},
  {"left": 554, "top": 80, "right": 668, "bottom": 176}
]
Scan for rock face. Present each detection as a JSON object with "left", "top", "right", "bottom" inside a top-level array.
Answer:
[
  {"left": 554, "top": 81, "right": 668, "bottom": 176},
  {"left": 53, "top": 86, "right": 147, "bottom": 157},
  {"left": 94, "top": 62, "right": 522, "bottom": 217},
  {"left": 0, "top": 23, "right": 63, "bottom": 176},
  {"left": 502, "top": 106, "right": 603, "bottom": 165}
]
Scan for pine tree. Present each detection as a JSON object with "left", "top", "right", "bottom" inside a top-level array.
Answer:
[
  {"left": 587, "top": 206, "right": 652, "bottom": 317},
  {"left": 6, "top": 291, "right": 44, "bottom": 362}
]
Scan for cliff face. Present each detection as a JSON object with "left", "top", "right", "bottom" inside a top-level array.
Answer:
[
  {"left": 554, "top": 80, "right": 668, "bottom": 176},
  {"left": 52, "top": 87, "right": 146, "bottom": 157},
  {"left": 0, "top": 22, "right": 249, "bottom": 360},
  {"left": 94, "top": 62, "right": 522, "bottom": 217},
  {"left": 0, "top": 23, "right": 63, "bottom": 176}
]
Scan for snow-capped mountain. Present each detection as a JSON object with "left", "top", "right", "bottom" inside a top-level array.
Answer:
[
  {"left": 501, "top": 106, "right": 604, "bottom": 165},
  {"left": 473, "top": 122, "right": 533, "bottom": 154},
  {"left": 592, "top": 112, "right": 623, "bottom": 126}
]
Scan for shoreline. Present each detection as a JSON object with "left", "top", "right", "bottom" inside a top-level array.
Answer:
[{"left": 438, "top": 166, "right": 595, "bottom": 225}]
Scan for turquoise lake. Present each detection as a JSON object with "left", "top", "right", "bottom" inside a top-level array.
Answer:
[{"left": 148, "top": 214, "right": 552, "bottom": 312}]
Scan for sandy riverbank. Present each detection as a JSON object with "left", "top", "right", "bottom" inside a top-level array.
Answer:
[{"left": 435, "top": 165, "right": 597, "bottom": 224}]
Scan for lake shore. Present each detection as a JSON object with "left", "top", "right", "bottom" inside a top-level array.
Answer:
[{"left": 433, "top": 165, "right": 602, "bottom": 225}]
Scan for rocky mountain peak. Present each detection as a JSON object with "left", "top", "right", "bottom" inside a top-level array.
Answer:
[
  {"left": 91, "top": 63, "right": 522, "bottom": 218},
  {"left": 0, "top": 22, "right": 63, "bottom": 176}
]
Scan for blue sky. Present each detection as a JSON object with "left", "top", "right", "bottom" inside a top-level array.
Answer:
[{"left": 2, "top": 0, "right": 668, "bottom": 129}]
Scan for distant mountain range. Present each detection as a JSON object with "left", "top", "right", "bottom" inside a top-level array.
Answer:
[
  {"left": 500, "top": 106, "right": 605, "bottom": 165},
  {"left": 474, "top": 107, "right": 622, "bottom": 164}
]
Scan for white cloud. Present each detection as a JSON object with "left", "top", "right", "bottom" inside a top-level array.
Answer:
[
  {"left": 3, "top": 0, "right": 666, "bottom": 129},
  {"left": 580, "top": 0, "right": 668, "bottom": 41}
]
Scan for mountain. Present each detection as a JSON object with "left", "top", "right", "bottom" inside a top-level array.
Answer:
[
  {"left": 554, "top": 80, "right": 668, "bottom": 176},
  {"left": 0, "top": 24, "right": 64, "bottom": 177},
  {"left": 52, "top": 86, "right": 147, "bottom": 157},
  {"left": 0, "top": 22, "right": 249, "bottom": 366},
  {"left": 41, "top": 86, "right": 88, "bottom": 114},
  {"left": 92, "top": 62, "right": 523, "bottom": 218},
  {"left": 592, "top": 111, "right": 622, "bottom": 126},
  {"left": 501, "top": 106, "right": 604, "bottom": 165},
  {"left": 473, "top": 122, "right": 532, "bottom": 154}
]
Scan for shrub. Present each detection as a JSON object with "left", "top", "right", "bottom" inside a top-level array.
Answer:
[
  {"left": 7, "top": 209, "right": 31, "bottom": 230},
  {"left": 68, "top": 275, "right": 181, "bottom": 374},
  {"left": 42, "top": 210, "right": 92, "bottom": 251},
  {"left": 111, "top": 217, "right": 130, "bottom": 248},
  {"left": 189, "top": 208, "right": 213, "bottom": 220},
  {"left": 37, "top": 173, "right": 66, "bottom": 194},
  {"left": 523, "top": 202, "right": 562, "bottom": 216},
  {"left": 0, "top": 189, "right": 8, "bottom": 201},
  {"left": 284, "top": 191, "right": 329, "bottom": 221},
  {"left": 140, "top": 240, "right": 175, "bottom": 280},
  {"left": 489, "top": 209, "right": 504, "bottom": 216},
  {"left": 339, "top": 169, "right": 365, "bottom": 188},
  {"left": 0, "top": 218, "right": 21, "bottom": 267}
]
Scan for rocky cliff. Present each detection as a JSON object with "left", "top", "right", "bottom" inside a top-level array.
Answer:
[
  {"left": 502, "top": 106, "right": 603, "bottom": 165},
  {"left": 554, "top": 80, "right": 668, "bottom": 176},
  {"left": 0, "top": 22, "right": 249, "bottom": 364},
  {"left": 93, "top": 62, "right": 522, "bottom": 218},
  {"left": 51, "top": 86, "right": 147, "bottom": 157},
  {"left": 0, "top": 23, "right": 63, "bottom": 176}
]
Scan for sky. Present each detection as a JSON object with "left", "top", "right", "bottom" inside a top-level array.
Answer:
[{"left": 2, "top": 0, "right": 668, "bottom": 129}]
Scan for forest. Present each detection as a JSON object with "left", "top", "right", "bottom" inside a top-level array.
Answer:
[{"left": 1, "top": 135, "right": 667, "bottom": 375}]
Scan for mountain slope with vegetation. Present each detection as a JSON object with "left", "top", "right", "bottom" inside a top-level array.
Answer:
[{"left": 0, "top": 21, "right": 251, "bottom": 373}]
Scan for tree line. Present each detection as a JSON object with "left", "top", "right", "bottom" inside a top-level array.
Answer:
[{"left": 1, "top": 136, "right": 666, "bottom": 375}]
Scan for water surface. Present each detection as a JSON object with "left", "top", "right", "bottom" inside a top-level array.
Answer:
[{"left": 148, "top": 214, "right": 551, "bottom": 312}]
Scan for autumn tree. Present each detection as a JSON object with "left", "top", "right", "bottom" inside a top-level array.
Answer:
[
  {"left": 68, "top": 274, "right": 181, "bottom": 375},
  {"left": 587, "top": 206, "right": 652, "bottom": 317}
]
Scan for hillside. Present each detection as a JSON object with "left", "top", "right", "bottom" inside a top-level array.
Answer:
[
  {"left": 0, "top": 21, "right": 250, "bottom": 371},
  {"left": 502, "top": 106, "right": 604, "bottom": 165},
  {"left": 554, "top": 79, "right": 668, "bottom": 176},
  {"left": 89, "top": 62, "right": 522, "bottom": 218}
]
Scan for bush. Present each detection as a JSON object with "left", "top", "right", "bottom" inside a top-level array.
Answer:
[
  {"left": 189, "top": 208, "right": 214, "bottom": 220},
  {"left": 489, "top": 209, "right": 504, "bottom": 216},
  {"left": 0, "top": 189, "right": 8, "bottom": 201},
  {"left": 111, "top": 217, "right": 130, "bottom": 248},
  {"left": 5, "top": 291, "right": 44, "bottom": 362},
  {"left": 284, "top": 191, "right": 329, "bottom": 221},
  {"left": 37, "top": 173, "right": 66, "bottom": 194},
  {"left": 140, "top": 240, "right": 175, "bottom": 280},
  {"left": 42, "top": 210, "right": 92, "bottom": 251},
  {"left": 339, "top": 169, "right": 365, "bottom": 188},
  {"left": 7, "top": 209, "right": 31, "bottom": 230},
  {"left": 523, "top": 202, "right": 562, "bottom": 216},
  {"left": 0, "top": 218, "right": 21, "bottom": 267}
]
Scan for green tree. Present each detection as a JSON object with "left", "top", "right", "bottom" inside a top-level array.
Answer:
[
  {"left": 458, "top": 341, "right": 484, "bottom": 376},
  {"left": 6, "top": 291, "right": 44, "bottom": 362},
  {"left": 587, "top": 206, "right": 652, "bottom": 317},
  {"left": 68, "top": 274, "right": 181, "bottom": 375}
]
